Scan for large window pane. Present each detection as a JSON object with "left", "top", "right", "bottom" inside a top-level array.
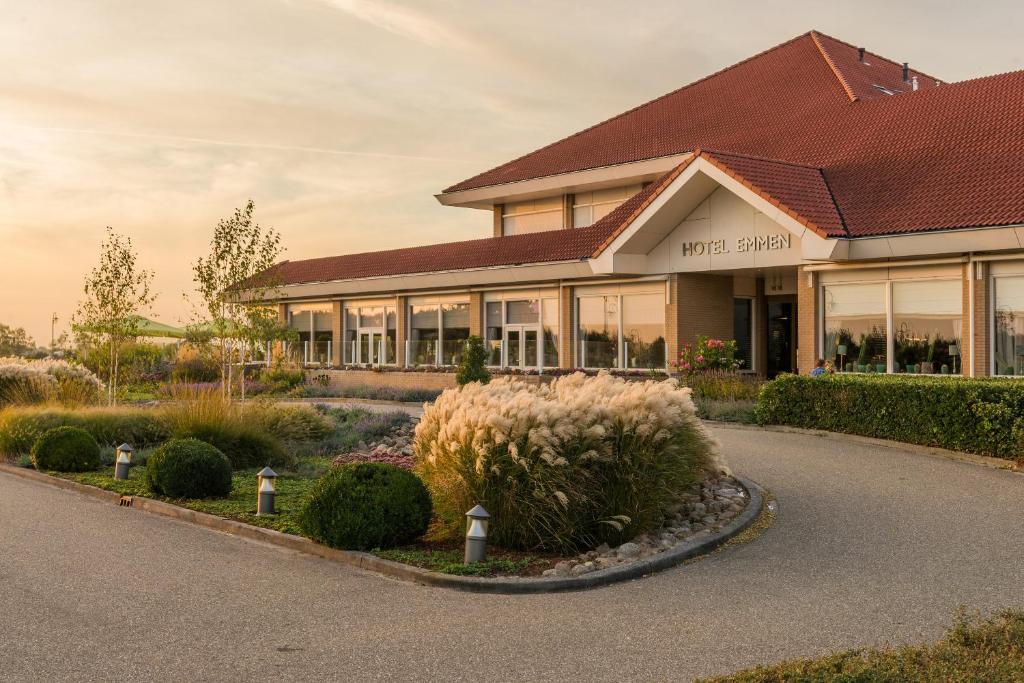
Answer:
[
  {"left": 506, "top": 299, "right": 539, "bottom": 324},
  {"left": 622, "top": 293, "right": 665, "bottom": 369},
  {"left": 288, "top": 302, "right": 332, "bottom": 366},
  {"left": 542, "top": 298, "right": 559, "bottom": 367},
  {"left": 995, "top": 276, "right": 1024, "bottom": 376},
  {"left": 485, "top": 301, "right": 502, "bottom": 366},
  {"left": 893, "top": 280, "right": 962, "bottom": 374},
  {"left": 358, "top": 307, "right": 383, "bottom": 328},
  {"left": 441, "top": 303, "right": 470, "bottom": 365},
  {"left": 385, "top": 308, "right": 397, "bottom": 364},
  {"left": 343, "top": 307, "right": 357, "bottom": 363},
  {"left": 733, "top": 298, "right": 753, "bottom": 371},
  {"left": 823, "top": 284, "right": 887, "bottom": 372},
  {"left": 409, "top": 304, "right": 438, "bottom": 366},
  {"left": 579, "top": 296, "right": 619, "bottom": 368}
]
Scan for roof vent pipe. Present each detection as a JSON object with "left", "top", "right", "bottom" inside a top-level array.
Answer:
[
  {"left": 902, "top": 62, "right": 909, "bottom": 82},
  {"left": 911, "top": 76, "right": 919, "bottom": 91},
  {"left": 858, "top": 47, "right": 865, "bottom": 62}
]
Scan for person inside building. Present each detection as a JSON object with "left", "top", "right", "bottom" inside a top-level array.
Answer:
[{"left": 810, "top": 358, "right": 829, "bottom": 377}]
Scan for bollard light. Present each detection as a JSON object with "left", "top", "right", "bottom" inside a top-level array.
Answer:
[
  {"left": 256, "top": 466, "right": 277, "bottom": 516},
  {"left": 113, "top": 443, "right": 133, "bottom": 481},
  {"left": 464, "top": 504, "right": 490, "bottom": 564}
]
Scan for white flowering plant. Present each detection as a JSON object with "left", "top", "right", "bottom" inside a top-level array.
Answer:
[
  {"left": 414, "top": 372, "right": 724, "bottom": 552},
  {"left": 0, "top": 357, "right": 104, "bottom": 408}
]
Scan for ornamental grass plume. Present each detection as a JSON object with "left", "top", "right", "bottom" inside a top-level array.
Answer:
[
  {"left": 414, "top": 372, "right": 725, "bottom": 553},
  {"left": 0, "top": 357, "right": 104, "bottom": 408}
]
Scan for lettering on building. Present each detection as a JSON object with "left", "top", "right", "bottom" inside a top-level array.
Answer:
[{"left": 681, "top": 234, "right": 791, "bottom": 257}]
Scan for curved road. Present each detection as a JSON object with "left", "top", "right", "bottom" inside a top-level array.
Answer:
[{"left": 2, "top": 426, "right": 1023, "bottom": 681}]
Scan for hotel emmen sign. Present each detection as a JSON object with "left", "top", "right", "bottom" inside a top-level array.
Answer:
[{"left": 681, "top": 234, "right": 792, "bottom": 257}]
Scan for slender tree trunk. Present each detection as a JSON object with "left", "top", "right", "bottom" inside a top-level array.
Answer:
[
  {"left": 108, "top": 338, "right": 115, "bottom": 405},
  {"left": 240, "top": 343, "right": 247, "bottom": 403}
]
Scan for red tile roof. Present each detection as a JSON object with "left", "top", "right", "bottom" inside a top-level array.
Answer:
[
  {"left": 271, "top": 30, "right": 1024, "bottom": 286},
  {"left": 264, "top": 224, "right": 610, "bottom": 286}
]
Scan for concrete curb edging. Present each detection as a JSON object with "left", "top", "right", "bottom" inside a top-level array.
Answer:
[
  {"left": 0, "top": 463, "right": 765, "bottom": 594},
  {"left": 707, "top": 422, "right": 1022, "bottom": 472}
]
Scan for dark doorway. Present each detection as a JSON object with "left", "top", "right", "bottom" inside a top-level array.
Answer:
[{"left": 766, "top": 300, "right": 795, "bottom": 377}]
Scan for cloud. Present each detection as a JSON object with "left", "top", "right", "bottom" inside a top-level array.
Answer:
[{"left": 312, "top": 0, "right": 483, "bottom": 54}]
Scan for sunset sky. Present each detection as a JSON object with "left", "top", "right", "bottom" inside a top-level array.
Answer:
[{"left": 1, "top": 0, "right": 1021, "bottom": 344}]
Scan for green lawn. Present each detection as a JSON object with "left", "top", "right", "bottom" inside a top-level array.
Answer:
[
  {"left": 702, "top": 610, "right": 1024, "bottom": 682},
  {"left": 57, "top": 456, "right": 332, "bottom": 535},
  {"left": 375, "top": 546, "right": 548, "bottom": 577}
]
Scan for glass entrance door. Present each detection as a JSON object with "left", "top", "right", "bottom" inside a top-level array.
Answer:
[
  {"left": 357, "top": 329, "right": 382, "bottom": 365},
  {"left": 766, "top": 301, "right": 795, "bottom": 377},
  {"left": 504, "top": 326, "right": 539, "bottom": 369}
]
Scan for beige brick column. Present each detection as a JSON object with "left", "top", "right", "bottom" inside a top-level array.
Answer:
[
  {"left": 559, "top": 285, "right": 574, "bottom": 368},
  {"left": 493, "top": 205, "right": 503, "bottom": 237},
  {"left": 395, "top": 295, "right": 408, "bottom": 366},
  {"left": 562, "top": 194, "right": 574, "bottom": 229},
  {"left": 331, "top": 300, "right": 342, "bottom": 367},
  {"left": 665, "top": 275, "right": 681, "bottom": 368},
  {"left": 796, "top": 266, "right": 818, "bottom": 375},
  {"left": 469, "top": 292, "right": 484, "bottom": 338},
  {"left": 966, "top": 261, "right": 989, "bottom": 376}
]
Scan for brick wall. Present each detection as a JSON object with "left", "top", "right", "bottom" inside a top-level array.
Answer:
[
  {"left": 307, "top": 369, "right": 557, "bottom": 393},
  {"left": 668, "top": 273, "right": 734, "bottom": 350},
  {"left": 796, "top": 266, "right": 817, "bottom": 375}
]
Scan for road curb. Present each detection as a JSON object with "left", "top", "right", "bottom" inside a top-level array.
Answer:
[
  {"left": 706, "top": 422, "right": 1021, "bottom": 473},
  {"left": 0, "top": 463, "right": 765, "bottom": 593}
]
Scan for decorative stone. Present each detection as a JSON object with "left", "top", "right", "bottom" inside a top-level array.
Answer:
[
  {"left": 570, "top": 561, "right": 596, "bottom": 576},
  {"left": 616, "top": 542, "right": 641, "bottom": 558},
  {"left": 552, "top": 561, "right": 572, "bottom": 577}
]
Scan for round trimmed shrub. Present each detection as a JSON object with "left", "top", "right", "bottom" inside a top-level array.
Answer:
[
  {"left": 299, "top": 462, "right": 432, "bottom": 550},
  {"left": 145, "top": 438, "right": 233, "bottom": 499},
  {"left": 31, "top": 426, "right": 101, "bottom": 472}
]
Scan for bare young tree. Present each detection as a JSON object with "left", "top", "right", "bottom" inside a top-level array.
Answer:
[
  {"left": 73, "top": 227, "right": 157, "bottom": 404},
  {"left": 191, "top": 200, "right": 285, "bottom": 400}
]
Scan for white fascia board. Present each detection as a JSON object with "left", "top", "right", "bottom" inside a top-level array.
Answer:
[
  {"left": 436, "top": 154, "right": 692, "bottom": 209},
  {"left": 845, "top": 224, "right": 1024, "bottom": 260},
  {"left": 270, "top": 260, "right": 594, "bottom": 301}
]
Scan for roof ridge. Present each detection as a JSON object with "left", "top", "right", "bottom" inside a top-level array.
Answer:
[
  {"left": 810, "top": 30, "right": 858, "bottom": 102},
  {"left": 700, "top": 148, "right": 824, "bottom": 171},
  {"left": 443, "top": 31, "right": 820, "bottom": 193},
  {"left": 810, "top": 29, "right": 943, "bottom": 85}
]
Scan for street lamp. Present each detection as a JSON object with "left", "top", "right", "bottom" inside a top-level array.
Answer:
[
  {"left": 113, "top": 443, "right": 133, "bottom": 480},
  {"left": 256, "top": 467, "right": 277, "bottom": 515},
  {"left": 464, "top": 505, "right": 490, "bottom": 564}
]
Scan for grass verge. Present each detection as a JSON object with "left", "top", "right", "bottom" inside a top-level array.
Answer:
[{"left": 702, "top": 610, "right": 1024, "bottom": 682}]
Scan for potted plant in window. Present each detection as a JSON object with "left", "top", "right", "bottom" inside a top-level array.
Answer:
[
  {"left": 920, "top": 338, "right": 936, "bottom": 375},
  {"left": 856, "top": 334, "right": 870, "bottom": 373}
]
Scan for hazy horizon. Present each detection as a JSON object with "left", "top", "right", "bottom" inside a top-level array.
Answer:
[{"left": 1, "top": 0, "right": 1021, "bottom": 344}]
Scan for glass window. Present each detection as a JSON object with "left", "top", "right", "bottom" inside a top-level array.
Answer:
[
  {"left": 572, "top": 185, "right": 641, "bottom": 228},
  {"left": 733, "top": 298, "right": 753, "bottom": 371},
  {"left": 358, "top": 307, "right": 383, "bottom": 328},
  {"left": 823, "top": 283, "right": 887, "bottom": 373},
  {"left": 343, "top": 307, "right": 357, "bottom": 364},
  {"left": 441, "top": 303, "right": 470, "bottom": 365},
  {"left": 893, "top": 280, "right": 962, "bottom": 374},
  {"left": 385, "top": 308, "right": 397, "bottom": 364},
  {"left": 502, "top": 197, "right": 562, "bottom": 235},
  {"left": 288, "top": 302, "right": 333, "bottom": 366},
  {"left": 622, "top": 293, "right": 665, "bottom": 369},
  {"left": 542, "top": 298, "right": 559, "bottom": 367},
  {"left": 485, "top": 302, "right": 502, "bottom": 366},
  {"left": 409, "top": 304, "right": 439, "bottom": 366},
  {"left": 506, "top": 299, "right": 540, "bottom": 324},
  {"left": 579, "top": 296, "right": 619, "bottom": 368},
  {"left": 994, "top": 276, "right": 1024, "bottom": 376}
]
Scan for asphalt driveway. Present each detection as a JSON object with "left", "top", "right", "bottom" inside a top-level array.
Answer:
[{"left": 2, "top": 425, "right": 1022, "bottom": 681}]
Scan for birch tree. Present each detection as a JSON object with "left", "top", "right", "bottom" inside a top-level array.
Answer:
[
  {"left": 73, "top": 227, "right": 156, "bottom": 404},
  {"left": 191, "top": 200, "right": 285, "bottom": 400}
]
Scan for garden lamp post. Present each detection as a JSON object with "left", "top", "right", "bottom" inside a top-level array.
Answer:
[
  {"left": 113, "top": 443, "right": 133, "bottom": 481},
  {"left": 837, "top": 344, "right": 847, "bottom": 372},
  {"left": 948, "top": 344, "right": 960, "bottom": 374},
  {"left": 464, "top": 504, "right": 490, "bottom": 564},
  {"left": 256, "top": 466, "right": 277, "bottom": 516}
]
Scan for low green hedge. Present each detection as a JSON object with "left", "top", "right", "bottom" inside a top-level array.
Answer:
[
  {"left": 145, "top": 438, "right": 233, "bottom": 499},
  {"left": 756, "top": 374, "right": 1024, "bottom": 459},
  {"left": 31, "top": 426, "right": 101, "bottom": 472},
  {"left": 299, "top": 462, "right": 432, "bottom": 551}
]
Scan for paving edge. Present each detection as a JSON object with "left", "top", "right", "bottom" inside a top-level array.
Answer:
[
  {"left": 706, "top": 421, "right": 1022, "bottom": 473},
  {"left": 0, "top": 463, "right": 765, "bottom": 594}
]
